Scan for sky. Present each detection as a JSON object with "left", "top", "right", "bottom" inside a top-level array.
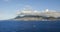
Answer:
[{"left": 0, "top": 0, "right": 60, "bottom": 20}]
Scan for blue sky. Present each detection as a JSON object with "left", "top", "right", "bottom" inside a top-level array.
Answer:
[{"left": 0, "top": 0, "right": 60, "bottom": 20}]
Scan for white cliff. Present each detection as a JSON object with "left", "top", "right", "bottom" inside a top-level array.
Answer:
[{"left": 14, "top": 7, "right": 60, "bottom": 21}]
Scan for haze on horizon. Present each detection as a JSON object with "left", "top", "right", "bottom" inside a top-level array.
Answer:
[{"left": 0, "top": 0, "right": 60, "bottom": 20}]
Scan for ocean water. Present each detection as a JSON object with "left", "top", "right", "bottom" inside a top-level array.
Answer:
[{"left": 0, "top": 20, "right": 60, "bottom": 32}]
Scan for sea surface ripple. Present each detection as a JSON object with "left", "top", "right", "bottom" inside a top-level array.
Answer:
[{"left": 0, "top": 20, "right": 60, "bottom": 32}]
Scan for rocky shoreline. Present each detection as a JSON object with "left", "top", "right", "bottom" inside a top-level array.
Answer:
[{"left": 14, "top": 16, "right": 60, "bottom": 21}]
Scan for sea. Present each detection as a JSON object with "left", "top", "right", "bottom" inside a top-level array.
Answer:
[{"left": 0, "top": 20, "right": 60, "bottom": 32}]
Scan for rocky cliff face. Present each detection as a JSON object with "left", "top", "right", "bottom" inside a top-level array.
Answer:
[
  {"left": 14, "top": 15, "right": 60, "bottom": 21},
  {"left": 15, "top": 7, "right": 60, "bottom": 21}
]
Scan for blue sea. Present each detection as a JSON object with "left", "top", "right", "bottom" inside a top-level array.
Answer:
[{"left": 0, "top": 20, "right": 60, "bottom": 32}]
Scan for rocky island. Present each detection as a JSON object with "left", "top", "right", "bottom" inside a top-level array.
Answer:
[{"left": 14, "top": 7, "right": 60, "bottom": 21}]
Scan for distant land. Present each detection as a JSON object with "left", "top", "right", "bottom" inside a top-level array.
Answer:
[{"left": 12, "top": 7, "right": 60, "bottom": 21}]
